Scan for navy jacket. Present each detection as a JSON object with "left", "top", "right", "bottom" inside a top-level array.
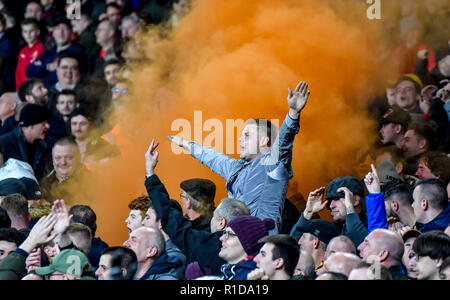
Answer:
[
  {"left": 0, "top": 29, "right": 18, "bottom": 91},
  {"left": 88, "top": 237, "right": 109, "bottom": 268},
  {"left": 26, "top": 43, "right": 86, "bottom": 88},
  {"left": 145, "top": 174, "right": 226, "bottom": 275},
  {"left": 220, "top": 256, "right": 257, "bottom": 280},
  {"left": 417, "top": 204, "right": 450, "bottom": 233},
  {"left": 0, "top": 127, "right": 51, "bottom": 180},
  {"left": 135, "top": 252, "right": 182, "bottom": 280}
]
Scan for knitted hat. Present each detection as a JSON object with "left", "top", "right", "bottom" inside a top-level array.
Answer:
[
  {"left": 227, "top": 216, "right": 275, "bottom": 256},
  {"left": 0, "top": 178, "right": 27, "bottom": 196},
  {"left": 18, "top": 104, "right": 49, "bottom": 127}
]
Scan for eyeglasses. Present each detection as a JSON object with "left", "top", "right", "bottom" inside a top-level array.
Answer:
[
  {"left": 222, "top": 231, "right": 238, "bottom": 240},
  {"left": 111, "top": 88, "right": 128, "bottom": 94}
]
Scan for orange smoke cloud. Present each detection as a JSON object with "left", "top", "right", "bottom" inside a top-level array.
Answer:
[{"left": 80, "top": 0, "right": 401, "bottom": 246}]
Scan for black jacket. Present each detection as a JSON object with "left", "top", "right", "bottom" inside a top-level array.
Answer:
[
  {"left": 0, "top": 127, "right": 51, "bottom": 180},
  {"left": 145, "top": 175, "right": 226, "bottom": 275}
]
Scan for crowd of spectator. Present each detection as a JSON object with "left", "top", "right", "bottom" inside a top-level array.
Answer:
[{"left": 0, "top": 0, "right": 449, "bottom": 281}]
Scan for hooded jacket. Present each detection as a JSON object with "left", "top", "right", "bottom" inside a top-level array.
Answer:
[
  {"left": 145, "top": 174, "right": 227, "bottom": 275},
  {"left": 136, "top": 252, "right": 183, "bottom": 280}
]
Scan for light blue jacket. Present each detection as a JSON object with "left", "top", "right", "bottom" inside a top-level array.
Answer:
[
  {"left": 444, "top": 101, "right": 450, "bottom": 122},
  {"left": 189, "top": 113, "right": 300, "bottom": 234}
]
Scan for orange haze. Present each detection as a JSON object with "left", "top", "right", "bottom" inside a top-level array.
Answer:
[{"left": 79, "top": 0, "right": 404, "bottom": 245}]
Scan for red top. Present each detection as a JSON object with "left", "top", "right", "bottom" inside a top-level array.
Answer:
[{"left": 15, "top": 40, "right": 44, "bottom": 90}]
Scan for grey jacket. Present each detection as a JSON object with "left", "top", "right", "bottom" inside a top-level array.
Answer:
[{"left": 190, "top": 113, "right": 300, "bottom": 234}]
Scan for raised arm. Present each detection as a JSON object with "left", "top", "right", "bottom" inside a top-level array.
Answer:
[
  {"left": 168, "top": 135, "right": 241, "bottom": 181},
  {"left": 364, "top": 164, "right": 388, "bottom": 232},
  {"left": 263, "top": 81, "right": 310, "bottom": 173},
  {"left": 144, "top": 140, "right": 226, "bottom": 274}
]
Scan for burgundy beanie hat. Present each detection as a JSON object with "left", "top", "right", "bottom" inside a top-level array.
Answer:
[{"left": 227, "top": 215, "right": 275, "bottom": 256}]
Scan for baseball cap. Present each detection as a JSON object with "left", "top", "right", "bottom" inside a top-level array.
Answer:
[
  {"left": 302, "top": 219, "right": 340, "bottom": 244},
  {"left": 402, "top": 229, "right": 422, "bottom": 242},
  {"left": 34, "top": 249, "right": 94, "bottom": 279},
  {"left": 380, "top": 105, "right": 411, "bottom": 129}
]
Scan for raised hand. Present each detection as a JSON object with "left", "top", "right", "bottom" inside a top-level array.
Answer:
[
  {"left": 364, "top": 164, "right": 381, "bottom": 194},
  {"left": 145, "top": 139, "right": 160, "bottom": 176},
  {"left": 287, "top": 81, "right": 311, "bottom": 119},
  {"left": 304, "top": 187, "right": 327, "bottom": 220},
  {"left": 20, "top": 213, "right": 58, "bottom": 253},
  {"left": 51, "top": 199, "right": 73, "bottom": 235},
  {"left": 337, "top": 187, "right": 355, "bottom": 214}
]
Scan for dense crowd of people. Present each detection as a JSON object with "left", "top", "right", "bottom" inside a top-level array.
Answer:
[{"left": 0, "top": 0, "right": 449, "bottom": 281}]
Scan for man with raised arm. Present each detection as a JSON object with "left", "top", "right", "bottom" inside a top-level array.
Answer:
[{"left": 168, "top": 81, "right": 311, "bottom": 233}]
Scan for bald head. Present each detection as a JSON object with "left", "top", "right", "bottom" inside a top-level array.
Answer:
[
  {"left": 0, "top": 92, "right": 20, "bottom": 121},
  {"left": 325, "top": 235, "right": 356, "bottom": 261},
  {"left": 358, "top": 229, "right": 404, "bottom": 268},
  {"left": 323, "top": 252, "right": 362, "bottom": 277}
]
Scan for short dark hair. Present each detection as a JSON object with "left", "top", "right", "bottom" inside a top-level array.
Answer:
[
  {"left": 106, "top": 3, "right": 122, "bottom": 13},
  {"left": 104, "top": 59, "right": 122, "bottom": 69},
  {"left": 57, "top": 89, "right": 77, "bottom": 101},
  {"left": 383, "top": 180, "right": 414, "bottom": 206},
  {"left": 0, "top": 227, "right": 26, "bottom": 246},
  {"left": 418, "top": 151, "right": 450, "bottom": 184},
  {"left": 70, "top": 106, "right": 94, "bottom": 123},
  {"left": 408, "top": 121, "right": 437, "bottom": 151},
  {"left": 57, "top": 53, "right": 79, "bottom": 67},
  {"left": 53, "top": 135, "right": 79, "bottom": 151},
  {"left": 102, "top": 246, "right": 137, "bottom": 280},
  {"left": 413, "top": 178, "right": 448, "bottom": 210},
  {"left": 246, "top": 119, "right": 278, "bottom": 147},
  {"left": 413, "top": 230, "right": 450, "bottom": 261},
  {"left": 0, "top": 207, "right": 11, "bottom": 228},
  {"left": 20, "top": 18, "right": 39, "bottom": 29},
  {"left": 0, "top": 194, "right": 29, "bottom": 220},
  {"left": 375, "top": 145, "right": 406, "bottom": 166},
  {"left": 68, "top": 205, "right": 97, "bottom": 236},
  {"left": 258, "top": 234, "right": 300, "bottom": 277},
  {"left": 17, "top": 78, "right": 43, "bottom": 102}
]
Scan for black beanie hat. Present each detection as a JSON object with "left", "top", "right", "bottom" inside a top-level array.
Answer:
[{"left": 19, "top": 104, "right": 49, "bottom": 127}]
